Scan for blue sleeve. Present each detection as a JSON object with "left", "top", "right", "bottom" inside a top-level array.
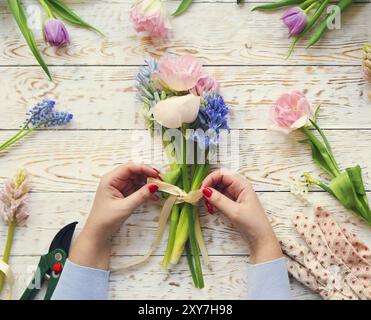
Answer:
[
  {"left": 51, "top": 260, "right": 110, "bottom": 300},
  {"left": 247, "top": 257, "right": 291, "bottom": 300}
]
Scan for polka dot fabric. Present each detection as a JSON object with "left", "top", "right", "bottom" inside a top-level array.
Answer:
[{"left": 278, "top": 206, "right": 371, "bottom": 300}]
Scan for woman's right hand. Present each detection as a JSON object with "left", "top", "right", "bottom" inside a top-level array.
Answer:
[{"left": 201, "top": 169, "right": 283, "bottom": 264}]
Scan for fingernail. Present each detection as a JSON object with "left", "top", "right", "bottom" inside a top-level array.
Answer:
[
  {"left": 204, "top": 200, "right": 215, "bottom": 215},
  {"left": 157, "top": 174, "right": 163, "bottom": 181},
  {"left": 148, "top": 184, "right": 159, "bottom": 193},
  {"left": 152, "top": 167, "right": 160, "bottom": 174},
  {"left": 202, "top": 187, "right": 213, "bottom": 198}
]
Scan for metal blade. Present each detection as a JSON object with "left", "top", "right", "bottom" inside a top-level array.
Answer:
[{"left": 48, "top": 222, "right": 78, "bottom": 254}]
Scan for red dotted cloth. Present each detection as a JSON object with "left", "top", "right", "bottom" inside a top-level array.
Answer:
[{"left": 279, "top": 206, "right": 371, "bottom": 300}]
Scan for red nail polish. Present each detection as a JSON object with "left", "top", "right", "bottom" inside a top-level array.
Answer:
[
  {"left": 202, "top": 187, "right": 213, "bottom": 198},
  {"left": 157, "top": 174, "right": 163, "bottom": 181},
  {"left": 148, "top": 184, "right": 159, "bottom": 193},
  {"left": 204, "top": 200, "right": 215, "bottom": 215}
]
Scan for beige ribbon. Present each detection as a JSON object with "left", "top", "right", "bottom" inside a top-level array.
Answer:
[
  {"left": 112, "top": 178, "right": 203, "bottom": 272},
  {"left": 0, "top": 260, "right": 14, "bottom": 300}
]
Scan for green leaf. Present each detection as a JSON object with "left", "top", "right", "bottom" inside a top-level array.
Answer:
[
  {"left": 309, "top": 119, "right": 339, "bottom": 174},
  {"left": 329, "top": 172, "right": 357, "bottom": 209},
  {"left": 307, "top": 139, "right": 334, "bottom": 177},
  {"left": 346, "top": 166, "right": 366, "bottom": 196},
  {"left": 45, "top": 0, "right": 103, "bottom": 35},
  {"left": 252, "top": 0, "right": 303, "bottom": 11},
  {"left": 172, "top": 0, "right": 193, "bottom": 16},
  {"left": 8, "top": 0, "right": 51, "bottom": 80},
  {"left": 329, "top": 171, "right": 371, "bottom": 222}
]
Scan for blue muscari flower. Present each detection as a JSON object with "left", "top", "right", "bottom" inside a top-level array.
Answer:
[
  {"left": 193, "top": 92, "right": 230, "bottom": 148},
  {"left": 136, "top": 57, "right": 160, "bottom": 106},
  {"left": 26, "top": 99, "right": 73, "bottom": 128}
]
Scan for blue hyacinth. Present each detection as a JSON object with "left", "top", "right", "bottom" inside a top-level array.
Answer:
[
  {"left": 26, "top": 99, "right": 73, "bottom": 128},
  {"left": 193, "top": 92, "right": 230, "bottom": 147}
]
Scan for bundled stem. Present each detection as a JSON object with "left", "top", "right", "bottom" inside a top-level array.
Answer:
[{"left": 161, "top": 125, "right": 210, "bottom": 288}]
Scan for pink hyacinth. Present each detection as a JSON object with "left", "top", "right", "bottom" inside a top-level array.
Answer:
[
  {"left": 281, "top": 7, "right": 307, "bottom": 37},
  {"left": 0, "top": 169, "right": 30, "bottom": 224},
  {"left": 130, "top": 0, "right": 171, "bottom": 38},
  {"left": 271, "top": 90, "right": 313, "bottom": 134},
  {"left": 190, "top": 74, "right": 220, "bottom": 96},
  {"left": 155, "top": 55, "right": 205, "bottom": 91}
]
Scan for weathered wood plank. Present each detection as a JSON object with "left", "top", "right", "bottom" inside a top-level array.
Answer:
[
  {"left": 5, "top": 256, "right": 319, "bottom": 300},
  {"left": 0, "top": 3, "right": 369, "bottom": 66},
  {"left": 1, "top": 191, "right": 370, "bottom": 256},
  {"left": 0, "top": 130, "right": 370, "bottom": 193},
  {"left": 0, "top": 66, "right": 369, "bottom": 130}
]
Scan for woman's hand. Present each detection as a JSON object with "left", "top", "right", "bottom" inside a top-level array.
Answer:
[
  {"left": 201, "top": 169, "right": 283, "bottom": 264},
  {"left": 69, "top": 163, "right": 161, "bottom": 270}
]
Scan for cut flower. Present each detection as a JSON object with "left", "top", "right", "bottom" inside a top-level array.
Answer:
[
  {"left": 152, "top": 94, "right": 201, "bottom": 128},
  {"left": 130, "top": 0, "right": 171, "bottom": 38},
  {"left": 155, "top": 55, "right": 205, "bottom": 91},
  {"left": 271, "top": 90, "right": 313, "bottom": 134},
  {"left": 281, "top": 7, "right": 307, "bottom": 37}
]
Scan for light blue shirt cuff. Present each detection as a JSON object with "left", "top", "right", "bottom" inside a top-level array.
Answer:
[
  {"left": 247, "top": 257, "right": 291, "bottom": 300},
  {"left": 51, "top": 260, "right": 110, "bottom": 300}
]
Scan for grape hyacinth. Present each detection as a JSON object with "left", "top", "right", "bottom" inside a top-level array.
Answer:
[
  {"left": 0, "top": 99, "right": 73, "bottom": 152},
  {"left": 135, "top": 58, "right": 165, "bottom": 128},
  {"left": 193, "top": 92, "right": 230, "bottom": 147}
]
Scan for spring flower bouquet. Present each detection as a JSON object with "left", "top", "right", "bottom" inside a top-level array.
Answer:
[
  {"left": 8, "top": 0, "right": 101, "bottom": 79},
  {"left": 130, "top": 0, "right": 193, "bottom": 38},
  {"left": 271, "top": 90, "right": 371, "bottom": 224},
  {"left": 0, "top": 99, "right": 73, "bottom": 153},
  {"left": 250, "top": 0, "right": 354, "bottom": 57},
  {"left": 0, "top": 169, "right": 30, "bottom": 299},
  {"left": 134, "top": 55, "right": 229, "bottom": 287}
]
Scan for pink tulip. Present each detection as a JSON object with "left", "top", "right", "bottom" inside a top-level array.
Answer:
[
  {"left": 155, "top": 55, "right": 205, "bottom": 91},
  {"left": 271, "top": 90, "right": 313, "bottom": 134},
  {"left": 130, "top": 0, "right": 171, "bottom": 38}
]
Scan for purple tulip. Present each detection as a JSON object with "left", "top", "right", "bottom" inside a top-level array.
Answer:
[
  {"left": 44, "top": 19, "right": 70, "bottom": 47},
  {"left": 281, "top": 7, "right": 307, "bottom": 37}
]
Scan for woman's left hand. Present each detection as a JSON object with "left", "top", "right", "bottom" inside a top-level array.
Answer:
[{"left": 69, "top": 163, "right": 161, "bottom": 270}]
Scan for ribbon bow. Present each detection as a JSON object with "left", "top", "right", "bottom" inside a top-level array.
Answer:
[
  {"left": 112, "top": 178, "right": 203, "bottom": 272},
  {"left": 0, "top": 260, "right": 14, "bottom": 300}
]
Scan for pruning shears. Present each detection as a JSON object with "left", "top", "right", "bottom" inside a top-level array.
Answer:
[{"left": 20, "top": 222, "right": 78, "bottom": 300}]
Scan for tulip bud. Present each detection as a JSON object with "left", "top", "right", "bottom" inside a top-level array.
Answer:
[
  {"left": 281, "top": 7, "right": 307, "bottom": 37},
  {"left": 44, "top": 19, "right": 70, "bottom": 47}
]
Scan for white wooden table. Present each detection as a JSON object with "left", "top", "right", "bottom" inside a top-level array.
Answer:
[{"left": 0, "top": 0, "right": 370, "bottom": 300}]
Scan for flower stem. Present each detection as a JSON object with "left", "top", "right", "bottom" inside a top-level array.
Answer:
[
  {"left": 303, "top": 172, "right": 335, "bottom": 196},
  {"left": 300, "top": 0, "right": 317, "bottom": 9},
  {"left": 39, "top": 0, "right": 55, "bottom": 19},
  {"left": 162, "top": 205, "right": 179, "bottom": 270},
  {"left": 304, "top": 2, "right": 318, "bottom": 13},
  {"left": 0, "top": 221, "right": 16, "bottom": 293},
  {"left": 0, "top": 128, "right": 35, "bottom": 152}
]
